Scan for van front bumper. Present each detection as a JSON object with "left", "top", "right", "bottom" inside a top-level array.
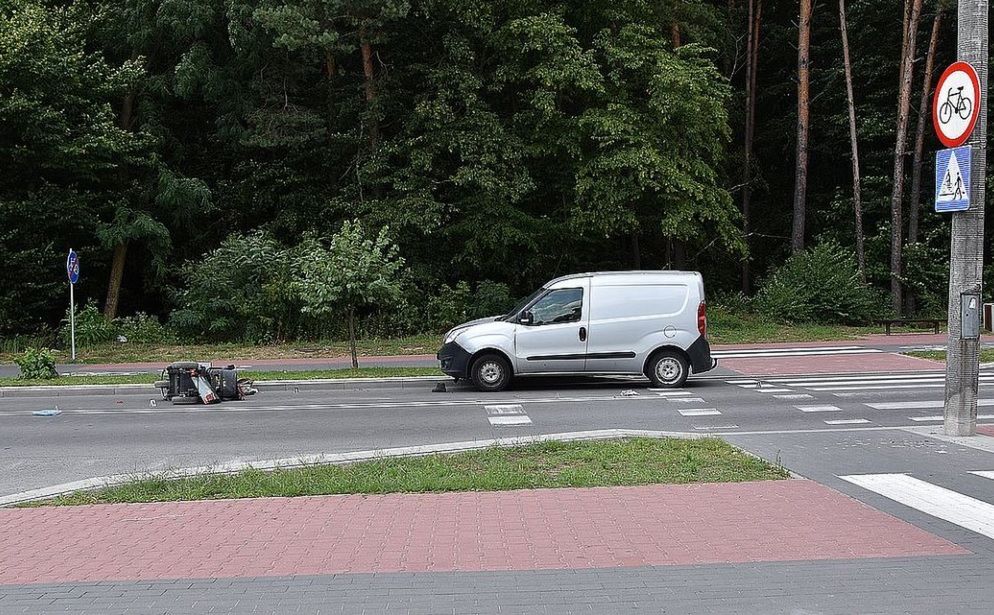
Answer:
[
  {"left": 437, "top": 341, "right": 473, "bottom": 378},
  {"left": 687, "top": 336, "right": 716, "bottom": 374}
]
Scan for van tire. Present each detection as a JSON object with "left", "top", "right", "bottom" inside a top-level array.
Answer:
[
  {"left": 470, "top": 353, "right": 512, "bottom": 392},
  {"left": 646, "top": 351, "right": 689, "bottom": 388}
]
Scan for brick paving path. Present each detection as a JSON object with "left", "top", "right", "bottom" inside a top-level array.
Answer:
[
  {"left": 0, "top": 480, "right": 965, "bottom": 586},
  {"left": 721, "top": 351, "right": 941, "bottom": 376}
]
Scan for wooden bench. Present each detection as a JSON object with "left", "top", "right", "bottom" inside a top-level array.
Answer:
[{"left": 878, "top": 318, "right": 941, "bottom": 335}]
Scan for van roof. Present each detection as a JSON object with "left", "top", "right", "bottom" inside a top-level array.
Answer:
[{"left": 546, "top": 271, "right": 702, "bottom": 286}]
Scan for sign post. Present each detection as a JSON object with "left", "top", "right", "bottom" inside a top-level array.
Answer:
[
  {"left": 66, "top": 249, "right": 79, "bottom": 361},
  {"left": 937, "top": 9, "right": 988, "bottom": 436}
]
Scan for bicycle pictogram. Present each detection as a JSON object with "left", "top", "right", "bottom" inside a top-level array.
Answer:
[{"left": 939, "top": 86, "right": 973, "bottom": 124}]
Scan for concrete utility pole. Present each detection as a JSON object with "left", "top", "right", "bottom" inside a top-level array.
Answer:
[{"left": 944, "top": 0, "right": 988, "bottom": 436}]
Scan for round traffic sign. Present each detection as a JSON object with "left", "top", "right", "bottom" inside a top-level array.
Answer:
[
  {"left": 933, "top": 61, "right": 981, "bottom": 148},
  {"left": 66, "top": 249, "right": 80, "bottom": 285}
]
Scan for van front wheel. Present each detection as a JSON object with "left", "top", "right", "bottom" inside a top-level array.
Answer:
[
  {"left": 471, "top": 354, "right": 512, "bottom": 392},
  {"left": 646, "top": 351, "right": 689, "bottom": 388}
]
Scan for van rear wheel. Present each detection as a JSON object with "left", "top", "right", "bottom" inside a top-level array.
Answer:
[
  {"left": 646, "top": 351, "right": 689, "bottom": 388},
  {"left": 471, "top": 353, "right": 511, "bottom": 392}
]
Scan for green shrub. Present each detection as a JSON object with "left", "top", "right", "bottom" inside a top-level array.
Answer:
[
  {"left": 755, "top": 242, "right": 881, "bottom": 325},
  {"left": 60, "top": 301, "right": 115, "bottom": 348},
  {"left": 115, "top": 312, "right": 175, "bottom": 344},
  {"left": 14, "top": 347, "right": 57, "bottom": 380},
  {"left": 427, "top": 280, "right": 514, "bottom": 331}
]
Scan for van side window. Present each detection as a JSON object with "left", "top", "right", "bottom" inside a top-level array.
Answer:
[{"left": 528, "top": 288, "right": 583, "bottom": 325}]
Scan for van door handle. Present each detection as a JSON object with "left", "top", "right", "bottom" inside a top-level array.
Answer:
[{"left": 579, "top": 327, "right": 587, "bottom": 342}]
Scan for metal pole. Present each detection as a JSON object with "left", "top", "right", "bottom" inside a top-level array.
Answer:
[
  {"left": 69, "top": 281, "right": 76, "bottom": 362},
  {"left": 944, "top": 0, "right": 988, "bottom": 436}
]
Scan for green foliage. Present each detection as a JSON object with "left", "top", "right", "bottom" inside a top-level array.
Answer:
[
  {"left": 60, "top": 302, "right": 116, "bottom": 348},
  {"left": 14, "top": 347, "right": 58, "bottom": 380},
  {"left": 115, "top": 312, "right": 175, "bottom": 344},
  {"left": 295, "top": 220, "right": 407, "bottom": 321},
  {"left": 755, "top": 242, "right": 882, "bottom": 325},
  {"left": 169, "top": 232, "right": 304, "bottom": 342},
  {"left": 426, "top": 280, "right": 514, "bottom": 331}
]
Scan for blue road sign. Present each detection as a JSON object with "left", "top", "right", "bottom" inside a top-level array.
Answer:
[
  {"left": 66, "top": 249, "right": 80, "bottom": 284},
  {"left": 935, "top": 146, "right": 971, "bottom": 212}
]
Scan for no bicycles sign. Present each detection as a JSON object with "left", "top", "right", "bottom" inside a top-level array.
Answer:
[{"left": 933, "top": 61, "right": 981, "bottom": 148}]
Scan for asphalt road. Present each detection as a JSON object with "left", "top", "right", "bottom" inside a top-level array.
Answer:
[{"left": 2, "top": 368, "right": 991, "bottom": 497}]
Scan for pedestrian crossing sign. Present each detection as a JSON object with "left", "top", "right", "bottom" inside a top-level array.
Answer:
[{"left": 935, "top": 146, "right": 971, "bottom": 212}]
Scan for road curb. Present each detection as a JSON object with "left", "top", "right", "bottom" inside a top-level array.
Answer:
[{"left": 0, "top": 429, "right": 702, "bottom": 507}]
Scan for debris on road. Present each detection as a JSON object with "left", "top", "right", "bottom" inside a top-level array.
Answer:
[
  {"left": 153, "top": 362, "right": 257, "bottom": 406},
  {"left": 432, "top": 382, "right": 447, "bottom": 393},
  {"left": 32, "top": 408, "right": 61, "bottom": 417},
  {"left": 620, "top": 389, "right": 640, "bottom": 397}
]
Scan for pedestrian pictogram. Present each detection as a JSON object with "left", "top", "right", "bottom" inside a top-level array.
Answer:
[
  {"left": 933, "top": 61, "right": 981, "bottom": 148},
  {"left": 935, "top": 146, "right": 971, "bottom": 212}
]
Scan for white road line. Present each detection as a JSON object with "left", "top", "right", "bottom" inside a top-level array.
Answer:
[
  {"left": 713, "top": 345, "right": 864, "bottom": 355},
  {"left": 970, "top": 471, "right": 994, "bottom": 481},
  {"left": 692, "top": 424, "right": 739, "bottom": 430},
  {"left": 767, "top": 372, "right": 987, "bottom": 383},
  {"left": 869, "top": 399, "right": 994, "bottom": 410},
  {"left": 910, "top": 414, "right": 994, "bottom": 422},
  {"left": 668, "top": 397, "right": 707, "bottom": 403},
  {"left": 773, "top": 394, "right": 813, "bottom": 400},
  {"left": 651, "top": 390, "right": 693, "bottom": 396},
  {"left": 715, "top": 349, "right": 884, "bottom": 359},
  {"left": 796, "top": 405, "right": 842, "bottom": 413},
  {"left": 754, "top": 388, "right": 793, "bottom": 393},
  {"left": 810, "top": 384, "right": 947, "bottom": 391},
  {"left": 488, "top": 415, "right": 533, "bottom": 425},
  {"left": 840, "top": 473, "right": 994, "bottom": 540},
  {"left": 824, "top": 418, "right": 871, "bottom": 425},
  {"left": 725, "top": 379, "right": 758, "bottom": 385},
  {"left": 677, "top": 408, "right": 721, "bottom": 416}
]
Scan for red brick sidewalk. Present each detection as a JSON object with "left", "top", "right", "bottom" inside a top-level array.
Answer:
[
  {"left": 720, "top": 351, "right": 942, "bottom": 376},
  {"left": 0, "top": 480, "right": 965, "bottom": 585}
]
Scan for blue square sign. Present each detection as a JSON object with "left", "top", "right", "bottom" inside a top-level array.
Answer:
[{"left": 935, "top": 146, "right": 971, "bottom": 212}]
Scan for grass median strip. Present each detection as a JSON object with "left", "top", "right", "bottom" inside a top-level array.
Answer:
[
  {"left": 904, "top": 349, "right": 994, "bottom": 363},
  {"left": 24, "top": 438, "right": 789, "bottom": 506},
  {"left": 0, "top": 367, "right": 443, "bottom": 387}
]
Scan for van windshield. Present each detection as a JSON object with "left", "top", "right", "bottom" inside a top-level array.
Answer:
[{"left": 502, "top": 287, "right": 546, "bottom": 321}]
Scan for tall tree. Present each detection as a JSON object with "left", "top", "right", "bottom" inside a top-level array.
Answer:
[
  {"left": 888, "top": 0, "right": 925, "bottom": 313},
  {"left": 741, "top": 0, "right": 762, "bottom": 291},
  {"left": 791, "top": 0, "right": 813, "bottom": 253},
  {"left": 838, "top": 0, "right": 865, "bottom": 280},
  {"left": 908, "top": 3, "right": 946, "bottom": 246}
]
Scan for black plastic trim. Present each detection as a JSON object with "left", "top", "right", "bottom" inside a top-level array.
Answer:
[
  {"left": 526, "top": 351, "right": 636, "bottom": 361},
  {"left": 686, "top": 335, "right": 716, "bottom": 374},
  {"left": 437, "top": 341, "right": 473, "bottom": 378}
]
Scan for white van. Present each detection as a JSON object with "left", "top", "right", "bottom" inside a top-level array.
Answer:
[{"left": 437, "top": 271, "right": 715, "bottom": 391}]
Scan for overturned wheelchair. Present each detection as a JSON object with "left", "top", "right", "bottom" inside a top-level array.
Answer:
[{"left": 153, "top": 362, "right": 258, "bottom": 405}]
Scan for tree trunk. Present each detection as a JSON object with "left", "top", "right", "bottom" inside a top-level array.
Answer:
[
  {"left": 742, "top": 0, "right": 762, "bottom": 293},
  {"left": 791, "top": 0, "right": 813, "bottom": 254},
  {"left": 104, "top": 91, "right": 136, "bottom": 321},
  {"left": 103, "top": 242, "right": 128, "bottom": 321},
  {"left": 839, "top": 0, "right": 866, "bottom": 281},
  {"left": 348, "top": 308, "right": 358, "bottom": 370},
  {"left": 908, "top": 7, "right": 944, "bottom": 245},
  {"left": 888, "top": 0, "right": 925, "bottom": 314},
  {"left": 359, "top": 26, "right": 380, "bottom": 148},
  {"left": 671, "top": 22, "right": 681, "bottom": 48}
]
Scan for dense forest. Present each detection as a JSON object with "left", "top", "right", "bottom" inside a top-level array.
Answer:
[{"left": 0, "top": 0, "right": 989, "bottom": 343}]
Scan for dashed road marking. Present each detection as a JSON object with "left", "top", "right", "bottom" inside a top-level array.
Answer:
[
  {"left": 667, "top": 397, "right": 707, "bottom": 403},
  {"left": 795, "top": 405, "right": 842, "bottom": 413},
  {"left": 824, "top": 418, "right": 871, "bottom": 425},
  {"left": 652, "top": 390, "right": 693, "bottom": 397},
  {"left": 692, "top": 424, "right": 739, "bottom": 430},
  {"left": 910, "top": 414, "right": 994, "bottom": 422},
  {"left": 869, "top": 399, "right": 994, "bottom": 410},
  {"left": 677, "top": 408, "right": 721, "bottom": 417},
  {"left": 773, "top": 394, "right": 814, "bottom": 400}
]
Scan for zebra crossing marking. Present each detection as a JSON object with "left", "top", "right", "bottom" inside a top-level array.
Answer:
[
  {"left": 667, "top": 397, "right": 707, "bottom": 403},
  {"left": 840, "top": 472, "right": 994, "bottom": 540},
  {"left": 909, "top": 414, "right": 994, "bottom": 422},
  {"left": 824, "top": 418, "right": 871, "bottom": 425},
  {"left": 869, "top": 399, "right": 994, "bottom": 410},
  {"left": 485, "top": 404, "right": 532, "bottom": 426},
  {"left": 773, "top": 394, "right": 813, "bottom": 400},
  {"left": 651, "top": 390, "right": 693, "bottom": 397}
]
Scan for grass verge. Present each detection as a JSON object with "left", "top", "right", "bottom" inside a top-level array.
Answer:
[
  {"left": 904, "top": 349, "right": 994, "bottom": 363},
  {"left": 25, "top": 438, "right": 789, "bottom": 506},
  {"left": 0, "top": 367, "right": 443, "bottom": 387}
]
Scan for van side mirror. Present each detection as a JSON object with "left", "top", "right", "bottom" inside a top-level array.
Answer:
[{"left": 519, "top": 311, "right": 533, "bottom": 325}]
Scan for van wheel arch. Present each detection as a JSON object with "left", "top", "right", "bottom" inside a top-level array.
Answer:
[
  {"left": 643, "top": 346, "right": 692, "bottom": 387},
  {"left": 468, "top": 349, "right": 514, "bottom": 378}
]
